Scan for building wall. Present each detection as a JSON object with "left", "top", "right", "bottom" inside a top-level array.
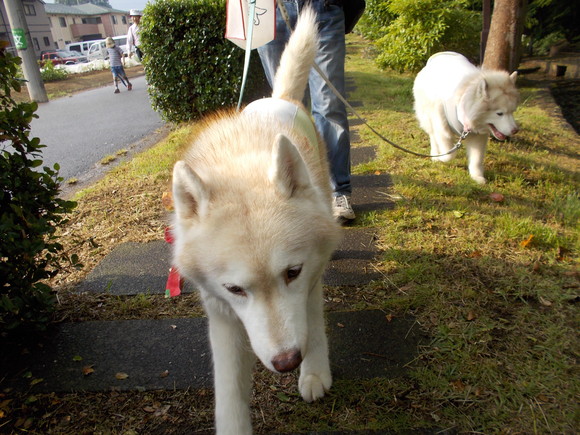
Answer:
[
  {"left": 0, "top": 0, "right": 55, "bottom": 57},
  {"left": 47, "top": 11, "right": 129, "bottom": 48}
]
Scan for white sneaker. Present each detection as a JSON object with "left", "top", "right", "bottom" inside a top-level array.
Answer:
[{"left": 333, "top": 194, "right": 355, "bottom": 222}]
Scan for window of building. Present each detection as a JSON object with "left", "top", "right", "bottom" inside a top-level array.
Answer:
[
  {"left": 72, "top": 18, "right": 76, "bottom": 24},
  {"left": 43, "top": 37, "right": 50, "bottom": 47},
  {"left": 48, "top": 17, "right": 52, "bottom": 27},
  {"left": 122, "top": 16, "right": 127, "bottom": 24},
  {"left": 59, "top": 17, "right": 66, "bottom": 27},
  {"left": 23, "top": 4, "right": 36, "bottom": 16},
  {"left": 32, "top": 37, "right": 39, "bottom": 51},
  {"left": 82, "top": 17, "right": 102, "bottom": 25},
  {"left": 111, "top": 15, "right": 117, "bottom": 25}
]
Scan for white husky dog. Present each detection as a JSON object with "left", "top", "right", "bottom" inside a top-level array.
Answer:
[
  {"left": 413, "top": 51, "right": 520, "bottom": 184},
  {"left": 170, "top": 7, "right": 341, "bottom": 435}
]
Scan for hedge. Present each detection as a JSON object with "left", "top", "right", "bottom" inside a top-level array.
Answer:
[
  {"left": 0, "top": 49, "right": 78, "bottom": 333},
  {"left": 140, "top": 0, "right": 268, "bottom": 123}
]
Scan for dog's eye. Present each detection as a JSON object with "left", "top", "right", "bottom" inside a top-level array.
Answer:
[
  {"left": 496, "top": 112, "right": 504, "bottom": 116},
  {"left": 224, "top": 284, "right": 247, "bottom": 297},
  {"left": 284, "top": 265, "right": 302, "bottom": 284}
]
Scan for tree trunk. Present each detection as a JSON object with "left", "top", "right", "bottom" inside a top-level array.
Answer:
[{"left": 482, "top": 0, "right": 528, "bottom": 72}]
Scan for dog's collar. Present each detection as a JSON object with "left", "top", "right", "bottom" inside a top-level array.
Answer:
[{"left": 243, "top": 98, "right": 319, "bottom": 151}]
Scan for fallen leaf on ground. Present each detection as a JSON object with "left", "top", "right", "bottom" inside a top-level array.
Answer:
[
  {"left": 520, "top": 234, "right": 534, "bottom": 248},
  {"left": 466, "top": 311, "right": 477, "bottom": 321},
  {"left": 161, "top": 191, "right": 174, "bottom": 211},
  {"left": 82, "top": 366, "right": 95, "bottom": 376},
  {"left": 489, "top": 192, "right": 505, "bottom": 202},
  {"left": 115, "top": 372, "right": 129, "bottom": 380},
  {"left": 160, "top": 370, "right": 169, "bottom": 378},
  {"left": 539, "top": 296, "right": 552, "bottom": 306},
  {"left": 451, "top": 379, "right": 466, "bottom": 392},
  {"left": 453, "top": 210, "right": 465, "bottom": 218}
]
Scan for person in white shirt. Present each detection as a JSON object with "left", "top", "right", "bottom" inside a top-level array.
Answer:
[{"left": 127, "top": 9, "right": 143, "bottom": 61}]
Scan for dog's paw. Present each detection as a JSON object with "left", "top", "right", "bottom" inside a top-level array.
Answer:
[
  {"left": 299, "top": 372, "right": 332, "bottom": 403},
  {"left": 471, "top": 174, "right": 487, "bottom": 185}
]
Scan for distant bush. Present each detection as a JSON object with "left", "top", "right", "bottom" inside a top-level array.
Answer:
[
  {"left": 1, "top": 49, "right": 78, "bottom": 333},
  {"left": 359, "top": 0, "right": 481, "bottom": 72},
  {"left": 40, "top": 61, "right": 69, "bottom": 82},
  {"left": 140, "top": 0, "right": 268, "bottom": 123},
  {"left": 357, "top": 0, "right": 396, "bottom": 41}
]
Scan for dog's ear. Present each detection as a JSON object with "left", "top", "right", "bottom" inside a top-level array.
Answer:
[
  {"left": 269, "top": 134, "right": 312, "bottom": 198},
  {"left": 172, "top": 161, "right": 209, "bottom": 220},
  {"left": 477, "top": 78, "right": 489, "bottom": 99},
  {"left": 509, "top": 71, "right": 518, "bottom": 84}
]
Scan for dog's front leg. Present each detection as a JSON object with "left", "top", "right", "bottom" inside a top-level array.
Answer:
[
  {"left": 207, "top": 307, "right": 255, "bottom": 435},
  {"left": 299, "top": 280, "right": 332, "bottom": 402},
  {"left": 465, "top": 134, "right": 488, "bottom": 184}
]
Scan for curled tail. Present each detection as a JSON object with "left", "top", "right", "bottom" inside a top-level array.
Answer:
[{"left": 271, "top": 6, "right": 318, "bottom": 102}]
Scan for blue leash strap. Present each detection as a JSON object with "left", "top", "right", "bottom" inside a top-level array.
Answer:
[{"left": 237, "top": 0, "right": 257, "bottom": 110}]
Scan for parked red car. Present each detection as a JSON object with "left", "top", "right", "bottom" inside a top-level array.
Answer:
[{"left": 40, "top": 51, "right": 82, "bottom": 66}]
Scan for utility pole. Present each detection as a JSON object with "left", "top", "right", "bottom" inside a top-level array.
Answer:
[{"left": 4, "top": 0, "right": 48, "bottom": 102}]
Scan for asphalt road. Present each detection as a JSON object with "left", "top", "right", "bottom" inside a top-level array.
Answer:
[{"left": 30, "top": 74, "right": 166, "bottom": 188}]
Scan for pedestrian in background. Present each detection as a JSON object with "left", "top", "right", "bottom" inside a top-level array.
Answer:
[
  {"left": 127, "top": 9, "right": 143, "bottom": 62},
  {"left": 106, "top": 37, "right": 132, "bottom": 94}
]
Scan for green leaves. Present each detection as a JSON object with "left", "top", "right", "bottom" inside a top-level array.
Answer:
[
  {"left": 140, "top": 0, "right": 267, "bottom": 123},
  {"left": 0, "top": 48, "right": 77, "bottom": 333},
  {"left": 358, "top": 0, "right": 481, "bottom": 72}
]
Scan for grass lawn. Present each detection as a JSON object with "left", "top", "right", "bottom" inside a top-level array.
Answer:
[{"left": 3, "top": 35, "right": 578, "bottom": 433}]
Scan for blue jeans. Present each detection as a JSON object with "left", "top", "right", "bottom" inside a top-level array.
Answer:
[{"left": 257, "top": 0, "right": 351, "bottom": 196}]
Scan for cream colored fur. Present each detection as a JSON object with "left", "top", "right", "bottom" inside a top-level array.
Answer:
[
  {"left": 413, "top": 51, "right": 520, "bottom": 184},
  {"left": 171, "top": 7, "right": 341, "bottom": 435}
]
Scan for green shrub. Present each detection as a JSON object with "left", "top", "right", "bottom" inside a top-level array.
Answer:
[
  {"left": 40, "top": 61, "right": 69, "bottom": 82},
  {"left": 357, "top": 0, "right": 396, "bottom": 41},
  {"left": 362, "top": 0, "right": 481, "bottom": 72},
  {"left": 1, "top": 49, "right": 78, "bottom": 333},
  {"left": 140, "top": 0, "right": 268, "bottom": 123}
]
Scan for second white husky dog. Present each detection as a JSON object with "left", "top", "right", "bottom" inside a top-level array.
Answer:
[
  {"left": 170, "top": 7, "right": 341, "bottom": 435},
  {"left": 413, "top": 52, "right": 520, "bottom": 184}
]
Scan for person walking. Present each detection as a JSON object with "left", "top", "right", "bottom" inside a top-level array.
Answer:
[
  {"left": 127, "top": 9, "right": 143, "bottom": 62},
  {"left": 106, "top": 37, "right": 132, "bottom": 94},
  {"left": 257, "top": 0, "right": 355, "bottom": 223}
]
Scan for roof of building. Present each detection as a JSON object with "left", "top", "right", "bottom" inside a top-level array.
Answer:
[{"left": 44, "top": 3, "right": 128, "bottom": 16}]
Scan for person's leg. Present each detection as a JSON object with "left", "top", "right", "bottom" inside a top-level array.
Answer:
[
  {"left": 112, "top": 70, "right": 120, "bottom": 93},
  {"left": 122, "top": 67, "right": 132, "bottom": 90},
  {"left": 307, "top": 1, "right": 351, "bottom": 197}
]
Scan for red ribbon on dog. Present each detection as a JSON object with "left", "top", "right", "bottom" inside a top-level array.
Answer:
[{"left": 164, "top": 227, "right": 183, "bottom": 298}]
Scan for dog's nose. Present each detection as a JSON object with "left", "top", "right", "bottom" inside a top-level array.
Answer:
[
  {"left": 271, "top": 349, "right": 302, "bottom": 372},
  {"left": 511, "top": 127, "right": 519, "bottom": 135}
]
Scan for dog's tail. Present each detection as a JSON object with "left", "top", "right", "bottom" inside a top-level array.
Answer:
[{"left": 272, "top": 6, "right": 318, "bottom": 102}]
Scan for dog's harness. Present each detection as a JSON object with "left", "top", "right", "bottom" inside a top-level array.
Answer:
[{"left": 243, "top": 98, "right": 319, "bottom": 151}]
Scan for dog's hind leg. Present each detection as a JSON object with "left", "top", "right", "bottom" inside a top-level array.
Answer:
[
  {"left": 207, "top": 307, "right": 256, "bottom": 435},
  {"left": 299, "top": 281, "right": 332, "bottom": 402},
  {"left": 465, "top": 134, "right": 488, "bottom": 184}
]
